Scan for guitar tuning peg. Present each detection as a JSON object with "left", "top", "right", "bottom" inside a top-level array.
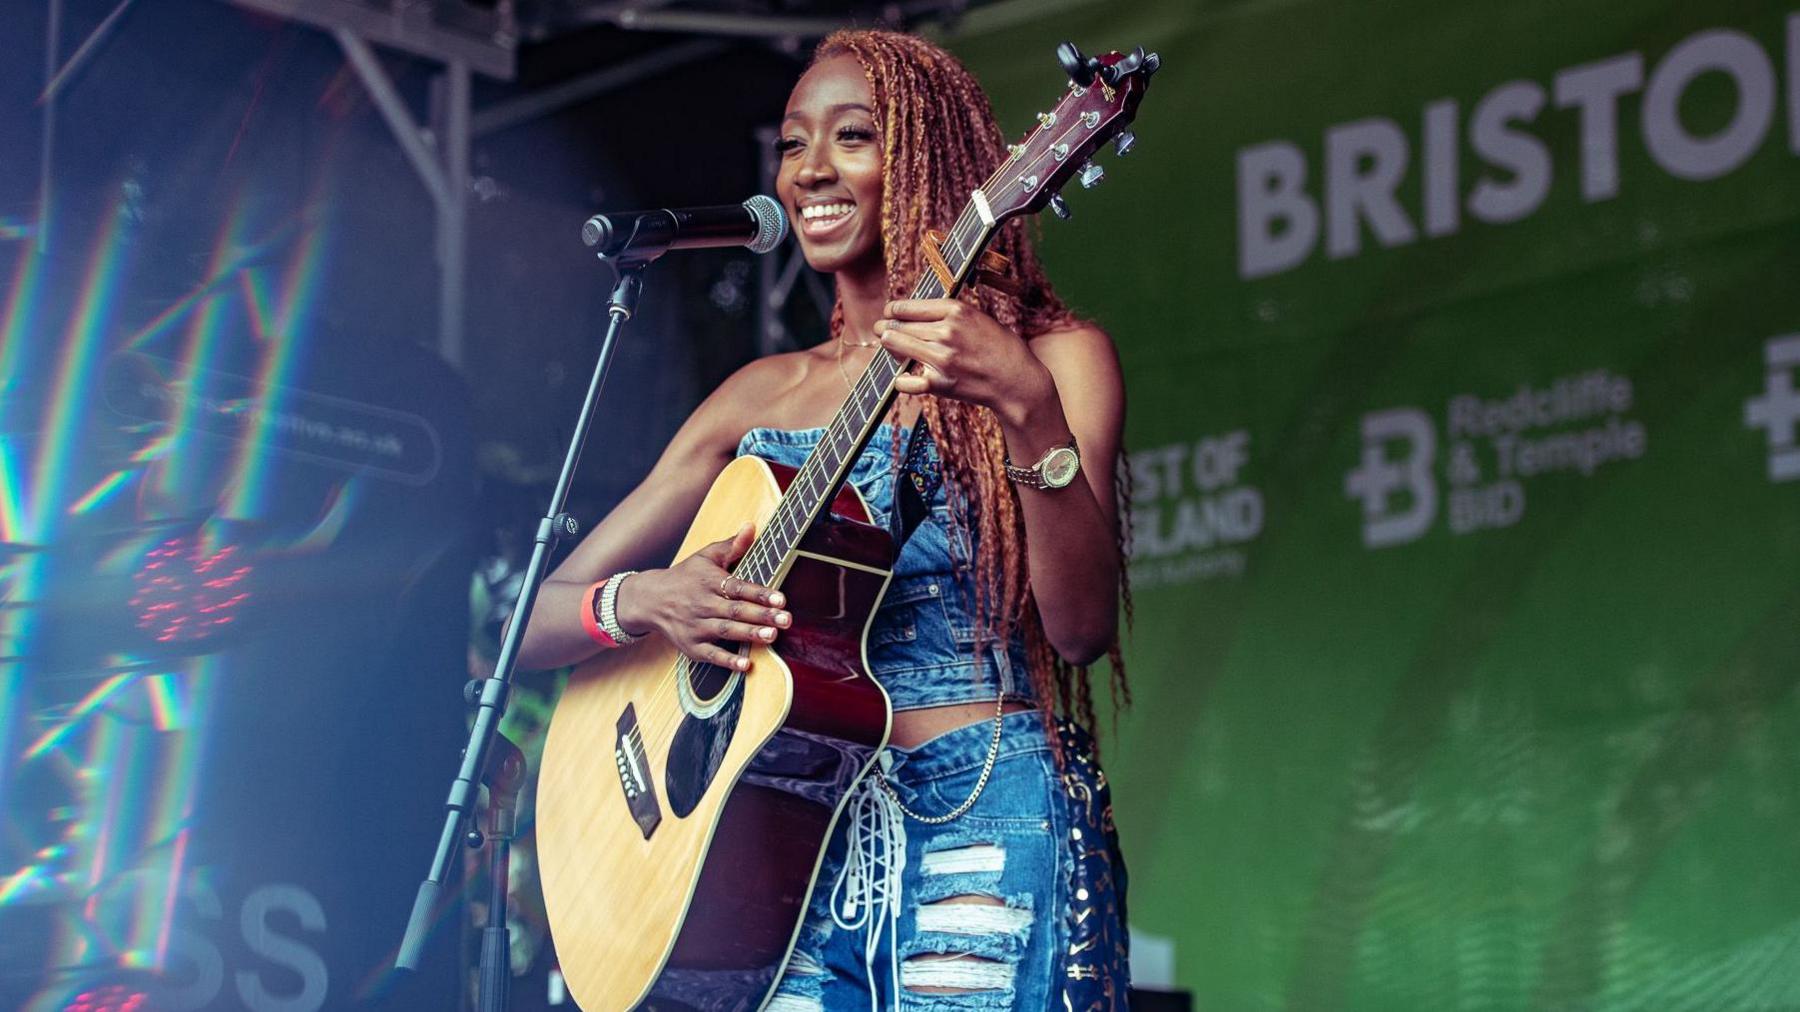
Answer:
[
  {"left": 1056, "top": 41, "right": 1094, "bottom": 86},
  {"left": 1098, "top": 46, "right": 1139, "bottom": 86},
  {"left": 1048, "top": 193, "right": 1072, "bottom": 220},
  {"left": 1078, "top": 162, "right": 1105, "bottom": 189},
  {"left": 1143, "top": 52, "right": 1161, "bottom": 77},
  {"left": 1114, "top": 131, "right": 1136, "bottom": 157}
]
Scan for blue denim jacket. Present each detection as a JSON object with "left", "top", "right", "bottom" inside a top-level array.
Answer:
[{"left": 736, "top": 425, "right": 1038, "bottom": 712}]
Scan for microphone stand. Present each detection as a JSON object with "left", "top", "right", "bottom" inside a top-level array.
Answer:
[{"left": 396, "top": 252, "right": 653, "bottom": 1010}]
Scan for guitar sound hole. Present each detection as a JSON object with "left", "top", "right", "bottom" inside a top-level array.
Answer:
[{"left": 687, "top": 649, "right": 737, "bottom": 704}]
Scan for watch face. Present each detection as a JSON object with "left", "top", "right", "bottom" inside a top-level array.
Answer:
[{"left": 1041, "top": 446, "right": 1081, "bottom": 488}]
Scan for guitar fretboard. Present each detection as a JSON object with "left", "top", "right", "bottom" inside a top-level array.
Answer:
[{"left": 734, "top": 204, "right": 997, "bottom": 587}]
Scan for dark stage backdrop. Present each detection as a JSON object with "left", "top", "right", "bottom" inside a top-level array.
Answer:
[{"left": 952, "top": 1, "right": 1800, "bottom": 1008}]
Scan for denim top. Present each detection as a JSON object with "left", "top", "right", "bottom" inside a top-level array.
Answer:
[{"left": 735, "top": 424, "right": 1036, "bottom": 712}]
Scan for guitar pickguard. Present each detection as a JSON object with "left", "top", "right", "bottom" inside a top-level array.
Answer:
[{"left": 664, "top": 666, "right": 745, "bottom": 819}]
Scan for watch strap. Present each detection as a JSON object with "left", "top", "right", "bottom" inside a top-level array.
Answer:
[{"left": 1004, "top": 436, "right": 1078, "bottom": 489}]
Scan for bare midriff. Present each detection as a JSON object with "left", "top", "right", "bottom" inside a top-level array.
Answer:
[{"left": 888, "top": 698, "right": 1037, "bottom": 749}]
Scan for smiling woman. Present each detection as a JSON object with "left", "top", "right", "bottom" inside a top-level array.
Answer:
[
  {"left": 523, "top": 27, "right": 1133, "bottom": 1011},
  {"left": 777, "top": 59, "right": 885, "bottom": 277}
]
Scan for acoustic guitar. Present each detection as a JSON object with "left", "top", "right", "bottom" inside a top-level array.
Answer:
[{"left": 537, "top": 43, "right": 1157, "bottom": 1011}]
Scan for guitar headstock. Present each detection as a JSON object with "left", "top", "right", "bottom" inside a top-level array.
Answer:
[{"left": 980, "top": 42, "right": 1160, "bottom": 224}]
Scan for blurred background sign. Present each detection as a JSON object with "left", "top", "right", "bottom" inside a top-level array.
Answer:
[{"left": 957, "top": 1, "right": 1800, "bottom": 1007}]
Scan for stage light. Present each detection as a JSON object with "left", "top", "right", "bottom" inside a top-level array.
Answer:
[
  {"left": 62, "top": 985, "right": 150, "bottom": 1012},
  {"left": 127, "top": 534, "right": 252, "bottom": 645}
]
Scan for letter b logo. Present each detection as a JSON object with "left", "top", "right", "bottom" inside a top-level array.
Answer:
[{"left": 1344, "top": 408, "right": 1438, "bottom": 549}]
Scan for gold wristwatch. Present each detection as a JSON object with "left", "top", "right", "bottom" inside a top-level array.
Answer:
[{"left": 1004, "top": 437, "right": 1081, "bottom": 490}]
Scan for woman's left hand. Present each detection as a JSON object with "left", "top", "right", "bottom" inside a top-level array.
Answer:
[{"left": 875, "top": 299, "right": 1055, "bottom": 424}]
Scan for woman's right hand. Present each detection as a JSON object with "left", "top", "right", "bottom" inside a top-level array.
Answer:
[{"left": 613, "top": 523, "right": 791, "bottom": 672}]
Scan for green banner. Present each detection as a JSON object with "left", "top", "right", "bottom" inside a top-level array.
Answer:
[{"left": 952, "top": 2, "right": 1800, "bottom": 1007}]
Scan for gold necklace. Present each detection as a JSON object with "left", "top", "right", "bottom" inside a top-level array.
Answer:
[
  {"left": 835, "top": 335, "right": 864, "bottom": 393},
  {"left": 838, "top": 335, "right": 880, "bottom": 349}
]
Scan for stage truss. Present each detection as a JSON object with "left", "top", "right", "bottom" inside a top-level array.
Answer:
[{"left": 27, "top": 0, "right": 1076, "bottom": 367}]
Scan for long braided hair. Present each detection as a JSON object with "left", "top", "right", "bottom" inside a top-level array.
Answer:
[{"left": 812, "top": 29, "right": 1132, "bottom": 752}]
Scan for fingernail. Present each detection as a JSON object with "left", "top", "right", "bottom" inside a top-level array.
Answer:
[
  {"left": 777, "top": 612, "right": 791, "bottom": 627},
  {"left": 770, "top": 593, "right": 785, "bottom": 608},
  {"left": 761, "top": 627, "right": 776, "bottom": 641},
  {"left": 737, "top": 657, "right": 750, "bottom": 671}
]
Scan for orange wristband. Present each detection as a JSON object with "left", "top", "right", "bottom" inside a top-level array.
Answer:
[{"left": 580, "top": 579, "right": 619, "bottom": 648}]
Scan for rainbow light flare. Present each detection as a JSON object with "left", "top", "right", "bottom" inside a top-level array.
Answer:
[
  {"left": 2, "top": 76, "right": 396, "bottom": 1002},
  {"left": 141, "top": 658, "right": 215, "bottom": 968},
  {"left": 57, "top": 660, "right": 214, "bottom": 974},
  {"left": 1, "top": 204, "right": 131, "bottom": 867},
  {"left": 28, "top": 204, "right": 133, "bottom": 542},
  {"left": 0, "top": 232, "right": 46, "bottom": 413},
  {"left": 3, "top": 187, "right": 335, "bottom": 996},
  {"left": 67, "top": 469, "right": 136, "bottom": 516},
  {"left": 238, "top": 265, "right": 276, "bottom": 341},
  {"left": 279, "top": 478, "right": 361, "bottom": 555},
  {"left": 155, "top": 198, "right": 253, "bottom": 510},
  {"left": 119, "top": 202, "right": 313, "bottom": 354},
  {"left": 225, "top": 211, "right": 327, "bottom": 520},
  {"left": 0, "top": 250, "right": 41, "bottom": 798},
  {"left": 0, "top": 437, "right": 27, "bottom": 553},
  {"left": 24, "top": 672, "right": 132, "bottom": 760}
]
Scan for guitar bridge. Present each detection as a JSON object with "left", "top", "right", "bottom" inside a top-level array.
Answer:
[{"left": 614, "top": 702, "right": 662, "bottom": 839}]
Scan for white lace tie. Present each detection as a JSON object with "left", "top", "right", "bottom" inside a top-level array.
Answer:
[{"left": 830, "top": 758, "right": 907, "bottom": 1012}]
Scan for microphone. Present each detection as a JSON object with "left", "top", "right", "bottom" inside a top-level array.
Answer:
[{"left": 581, "top": 195, "right": 788, "bottom": 259}]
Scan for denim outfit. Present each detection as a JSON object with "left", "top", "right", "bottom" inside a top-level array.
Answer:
[{"left": 736, "top": 426, "right": 1129, "bottom": 1012}]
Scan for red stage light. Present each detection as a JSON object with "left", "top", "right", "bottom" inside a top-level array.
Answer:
[
  {"left": 63, "top": 984, "right": 149, "bottom": 1012},
  {"left": 128, "top": 534, "right": 253, "bottom": 644}
]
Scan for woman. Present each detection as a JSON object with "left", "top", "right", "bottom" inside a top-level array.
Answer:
[{"left": 520, "top": 29, "right": 1130, "bottom": 1009}]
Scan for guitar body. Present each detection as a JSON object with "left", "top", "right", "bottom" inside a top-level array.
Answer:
[{"left": 538, "top": 454, "right": 895, "bottom": 1011}]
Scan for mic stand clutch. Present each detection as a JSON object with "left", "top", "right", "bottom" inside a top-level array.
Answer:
[
  {"left": 473, "top": 730, "right": 526, "bottom": 1012},
  {"left": 395, "top": 258, "right": 652, "bottom": 1009}
]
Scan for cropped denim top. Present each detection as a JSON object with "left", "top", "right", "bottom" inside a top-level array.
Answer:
[{"left": 736, "top": 424, "right": 1037, "bottom": 713}]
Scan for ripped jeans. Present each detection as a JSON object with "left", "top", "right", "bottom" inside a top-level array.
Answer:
[{"left": 766, "top": 710, "right": 1129, "bottom": 1011}]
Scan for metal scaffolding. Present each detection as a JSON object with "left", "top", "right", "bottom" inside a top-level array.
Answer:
[
  {"left": 30, "top": 0, "right": 1070, "bottom": 367},
  {"left": 208, "top": 0, "right": 984, "bottom": 368}
]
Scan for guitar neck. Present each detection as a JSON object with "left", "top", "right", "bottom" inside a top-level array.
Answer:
[{"left": 734, "top": 208, "right": 999, "bottom": 586}]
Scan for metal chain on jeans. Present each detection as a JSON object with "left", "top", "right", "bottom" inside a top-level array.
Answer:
[{"left": 872, "top": 691, "right": 1006, "bottom": 824}]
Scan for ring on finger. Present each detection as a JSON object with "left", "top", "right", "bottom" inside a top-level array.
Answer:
[{"left": 719, "top": 575, "right": 731, "bottom": 597}]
